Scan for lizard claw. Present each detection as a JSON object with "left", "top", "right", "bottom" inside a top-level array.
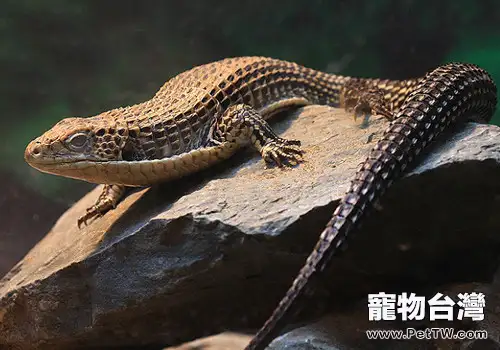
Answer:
[
  {"left": 77, "top": 206, "right": 102, "bottom": 228},
  {"left": 342, "top": 83, "right": 395, "bottom": 122},
  {"left": 76, "top": 184, "right": 126, "bottom": 228}
]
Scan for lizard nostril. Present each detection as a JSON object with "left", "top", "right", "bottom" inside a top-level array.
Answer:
[{"left": 32, "top": 146, "right": 41, "bottom": 156}]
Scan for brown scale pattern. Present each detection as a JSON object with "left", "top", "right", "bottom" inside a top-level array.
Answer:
[
  {"left": 104, "top": 57, "right": 412, "bottom": 161},
  {"left": 245, "top": 62, "right": 497, "bottom": 350},
  {"left": 26, "top": 56, "right": 494, "bottom": 227},
  {"left": 24, "top": 57, "right": 497, "bottom": 339},
  {"left": 26, "top": 56, "right": 417, "bottom": 175}
]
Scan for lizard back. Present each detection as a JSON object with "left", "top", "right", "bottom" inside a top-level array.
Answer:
[{"left": 25, "top": 56, "right": 419, "bottom": 186}]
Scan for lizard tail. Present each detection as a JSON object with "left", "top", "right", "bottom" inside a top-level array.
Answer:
[{"left": 245, "top": 62, "right": 497, "bottom": 350}]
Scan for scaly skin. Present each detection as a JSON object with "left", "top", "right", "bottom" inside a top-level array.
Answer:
[
  {"left": 244, "top": 63, "right": 497, "bottom": 350},
  {"left": 24, "top": 57, "right": 496, "bottom": 349},
  {"left": 24, "top": 56, "right": 418, "bottom": 226}
]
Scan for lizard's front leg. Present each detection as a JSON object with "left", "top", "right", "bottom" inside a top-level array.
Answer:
[
  {"left": 78, "top": 184, "right": 126, "bottom": 228},
  {"left": 209, "top": 104, "right": 304, "bottom": 167}
]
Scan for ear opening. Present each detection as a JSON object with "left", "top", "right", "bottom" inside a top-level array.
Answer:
[{"left": 121, "top": 138, "right": 145, "bottom": 161}]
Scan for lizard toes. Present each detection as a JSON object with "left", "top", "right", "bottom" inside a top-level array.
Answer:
[
  {"left": 77, "top": 203, "right": 108, "bottom": 228},
  {"left": 353, "top": 101, "right": 371, "bottom": 120}
]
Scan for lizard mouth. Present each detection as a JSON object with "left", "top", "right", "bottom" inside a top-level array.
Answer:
[
  {"left": 25, "top": 144, "right": 229, "bottom": 187},
  {"left": 24, "top": 151, "right": 98, "bottom": 170},
  {"left": 24, "top": 139, "right": 103, "bottom": 167},
  {"left": 25, "top": 156, "right": 100, "bottom": 166}
]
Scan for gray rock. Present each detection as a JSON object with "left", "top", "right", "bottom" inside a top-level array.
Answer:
[
  {"left": 269, "top": 278, "right": 500, "bottom": 350},
  {"left": 1, "top": 105, "right": 499, "bottom": 349}
]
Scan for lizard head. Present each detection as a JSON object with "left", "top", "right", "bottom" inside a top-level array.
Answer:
[{"left": 25, "top": 115, "right": 129, "bottom": 177}]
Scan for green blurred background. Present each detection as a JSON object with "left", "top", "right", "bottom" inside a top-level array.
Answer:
[{"left": 0, "top": 0, "right": 499, "bottom": 274}]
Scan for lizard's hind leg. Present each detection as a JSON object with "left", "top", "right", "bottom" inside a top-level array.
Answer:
[
  {"left": 208, "top": 104, "right": 304, "bottom": 167},
  {"left": 341, "top": 80, "right": 395, "bottom": 121}
]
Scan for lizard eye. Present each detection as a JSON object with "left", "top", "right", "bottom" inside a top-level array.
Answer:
[{"left": 67, "top": 133, "right": 89, "bottom": 151}]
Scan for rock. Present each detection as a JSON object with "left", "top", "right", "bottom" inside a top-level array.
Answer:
[
  {"left": 1, "top": 105, "right": 500, "bottom": 349},
  {"left": 165, "top": 332, "right": 252, "bottom": 350},
  {"left": 269, "top": 277, "right": 500, "bottom": 350}
]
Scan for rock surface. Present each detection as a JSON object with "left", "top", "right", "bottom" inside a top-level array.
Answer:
[
  {"left": 267, "top": 276, "right": 500, "bottom": 350},
  {"left": 166, "top": 332, "right": 252, "bottom": 350},
  {"left": 1, "top": 105, "right": 500, "bottom": 349}
]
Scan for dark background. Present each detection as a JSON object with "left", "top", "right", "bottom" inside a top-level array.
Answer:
[{"left": 1, "top": 0, "right": 499, "bottom": 276}]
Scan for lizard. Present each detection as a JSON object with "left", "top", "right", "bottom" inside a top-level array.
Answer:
[
  {"left": 24, "top": 56, "right": 418, "bottom": 227},
  {"left": 23, "top": 56, "right": 497, "bottom": 349}
]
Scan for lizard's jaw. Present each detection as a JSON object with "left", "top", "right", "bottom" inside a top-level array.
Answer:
[
  {"left": 24, "top": 147, "right": 114, "bottom": 185},
  {"left": 25, "top": 138, "right": 148, "bottom": 186},
  {"left": 24, "top": 138, "right": 100, "bottom": 179}
]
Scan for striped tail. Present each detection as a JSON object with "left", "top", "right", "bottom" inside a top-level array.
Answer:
[{"left": 245, "top": 62, "right": 497, "bottom": 350}]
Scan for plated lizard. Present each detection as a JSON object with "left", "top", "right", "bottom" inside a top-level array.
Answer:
[{"left": 24, "top": 57, "right": 497, "bottom": 349}]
